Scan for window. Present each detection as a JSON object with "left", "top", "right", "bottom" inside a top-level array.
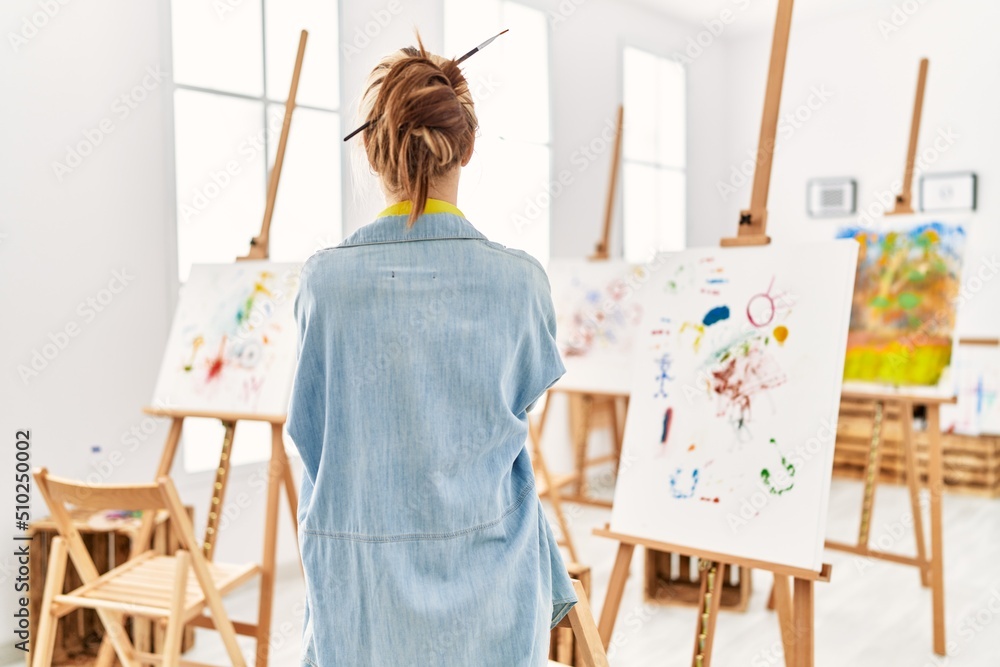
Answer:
[
  {"left": 622, "top": 46, "right": 686, "bottom": 263},
  {"left": 170, "top": 0, "right": 342, "bottom": 282},
  {"left": 444, "top": 0, "right": 551, "bottom": 264},
  {"left": 169, "top": 0, "right": 341, "bottom": 472}
]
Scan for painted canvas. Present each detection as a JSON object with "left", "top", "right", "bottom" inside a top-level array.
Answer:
[
  {"left": 152, "top": 262, "right": 301, "bottom": 416},
  {"left": 548, "top": 260, "right": 648, "bottom": 395},
  {"left": 609, "top": 241, "right": 858, "bottom": 571},
  {"left": 837, "top": 221, "right": 966, "bottom": 386},
  {"left": 941, "top": 345, "right": 1000, "bottom": 436}
]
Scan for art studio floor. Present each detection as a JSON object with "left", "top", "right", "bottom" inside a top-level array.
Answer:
[{"left": 11, "top": 478, "right": 997, "bottom": 667}]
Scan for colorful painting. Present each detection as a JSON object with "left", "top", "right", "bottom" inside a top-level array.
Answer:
[
  {"left": 548, "top": 260, "right": 647, "bottom": 394},
  {"left": 152, "top": 262, "right": 301, "bottom": 416},
  {"left": 837, "top": 221, "right": 966, "bottom": 386},
  {"left": 610, "top": 241, "right": 858, "bottom": 571}
]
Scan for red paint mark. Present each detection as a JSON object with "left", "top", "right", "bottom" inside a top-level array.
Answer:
[
  {"left": 205, "top": 336, "right": 227, "bottom": 382},
  {"left": 701, "top": 288, "right": 721, "bottom": 295},
  {"left": 709, "top": 339, "right": 787, "bottom": 430},
  {"left": 699, "top": 497, "right": 720, "bottom": 504}
]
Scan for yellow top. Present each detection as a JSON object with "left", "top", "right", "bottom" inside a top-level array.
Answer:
[{"left": 377, "top": 198, "right": 466, "bottom": 219}]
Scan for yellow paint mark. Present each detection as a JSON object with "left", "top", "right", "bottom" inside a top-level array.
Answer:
[{"left": 774, "top": 325, "right": 789, "bottom": 344}]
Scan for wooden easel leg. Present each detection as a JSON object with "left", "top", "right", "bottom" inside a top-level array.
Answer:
[
  {"left": 857, "top": 401, "right": 885, "bottom": 547},
  {"left": 792, "top": 578, "right": 814, "bottom": 667},
  {"left": 531, "top": 416, "right": 580, "bottom": 563},
  {"left": 926, "top": 405, "right": 947, "bottom": 656},
  {"left": 255, "top": 423, "right": 285, "bottom": 667},
  {"left": 274, "top": 436, "right": 301, "bottom": 547},
  {"left": 203, "top": 420, "right": 236, "bottom": 560},
  {"left": 609, "top": 398, "right": 623, "bottom": 477},
  {"left": 155, "top": 417, "right": 185, "bottom": 478},
  {"left": 571, "top": 394, "right": 594, "bottom": 498},
  {"left": 691, "top": 560, "right": 725, "bottom": 667},
  {"left": 598, "top": 542, "right": 635, "bottom": 648},
  {"left": 772, "top": 575, "right": 795, "bottom": 667},
  {"left": 899, "top": 400, "right": 931, "bottom": 587}
]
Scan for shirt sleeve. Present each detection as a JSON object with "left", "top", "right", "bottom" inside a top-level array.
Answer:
[
  {"left": 286, "top": 262, "right": 324, "bottom": 484},
  {"left": 519, "top": 269, "right": 566, "bottom": 415}
]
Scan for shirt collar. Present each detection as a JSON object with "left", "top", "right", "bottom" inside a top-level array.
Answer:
[{"left": 339, "top": 199, "right": 487, "bottom": 247}]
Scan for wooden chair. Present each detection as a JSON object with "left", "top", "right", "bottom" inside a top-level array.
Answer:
[
  {"left": 548, "top": 579, "right": 610, "bottom": 667},
  {"left": 31, "top": 468, "right": 260, "bottom": 667}
]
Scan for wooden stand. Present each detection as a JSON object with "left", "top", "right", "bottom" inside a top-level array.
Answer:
[
  {"left": 532, "top": 105, "right": 626, "bottom": 557},
  {"left": 825, "top": 388, "right": 955, "bottom": 655},
  {"left": 150, "top": 33, "right": 308, "bottom": 666},
  {"left": 239, "top": 29, "right": 308, "bottom": 261},
  {"left": 885, "top": 58, "right": 929, "bottom": 217},
  {"left": 144, "top": 408, "right": 299, "bottom": 667},
  {"left": 594, "top": 526, "right": 831, "bottom": 667},
  {"left": 596, "top": 2, "right": 835, "bottom": 664}
]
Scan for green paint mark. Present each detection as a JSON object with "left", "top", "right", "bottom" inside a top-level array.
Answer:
[{"left": 898, "top": 292, "right": 921, "bottom": 310}]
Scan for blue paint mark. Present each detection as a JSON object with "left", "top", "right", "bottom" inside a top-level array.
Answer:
[
  {"left": 702, "top": 306, "right": 730, "bottom": 327},
  {"left": 706, "top": 279, "right": 729, "bottom": 284}
]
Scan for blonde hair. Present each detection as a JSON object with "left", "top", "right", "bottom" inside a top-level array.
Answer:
[{"left": 359, "top": 35, "right": 478, "bottom": 226}]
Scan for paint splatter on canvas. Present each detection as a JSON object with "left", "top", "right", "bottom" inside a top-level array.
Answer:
[
  {"left": 610, "top": 242, "right": 858, "bottom": 571},
  {"left": 941, "top": 345, "right": 1000, "bottom": 436},
  {"left": 548, "top": 260, "right": 647, "bottom": 394},
  {"left": 837, "top": 221, "right": 966, "bottom": 386},
  {"left": 152, "top": 262, "right": 301, "bottom": 415}
]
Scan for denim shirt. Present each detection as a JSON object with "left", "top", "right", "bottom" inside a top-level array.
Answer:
[{"left": 287, "top": 202, "right": 577, "bottom": 666}]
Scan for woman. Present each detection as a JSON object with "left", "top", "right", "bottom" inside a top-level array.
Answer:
[{"left": 287, "top": 37, "right": 576, "bottom": 666}]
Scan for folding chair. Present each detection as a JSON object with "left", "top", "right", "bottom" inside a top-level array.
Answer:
[
  {"left": 549, "top": 579, "right": 610, "bottom": 667},
  {"left": 32, "top": 468, "right": 260, "bottom": 667}
]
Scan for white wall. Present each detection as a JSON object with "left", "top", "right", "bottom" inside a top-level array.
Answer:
[
  {"left": 0, "top": 2, "right": 303, "bottom": 653},
  {"left": 715, "top": 0, "right": 1000, "bottom": 337}
]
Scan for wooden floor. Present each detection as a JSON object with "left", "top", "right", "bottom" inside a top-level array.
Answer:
[{"left": 15, "top": 478, "right": 999, "bottom": 666}]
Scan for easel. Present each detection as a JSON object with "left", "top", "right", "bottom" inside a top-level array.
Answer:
[
  {"left": 822, "top": 56, "right": 954, "bottom": 656},
  {"left": 540, "top": 105, "right": 629, "bottom": 508},
  {"left": 531, "top": 105, "right": 626, "bottom": 561},
  {"left": 825, "top": 388, "right": 954, "bottom": 655},
  {"left": 144, "top": 30, "right": 309, "bottom": 667},
  {"left": 597, "top": 1, "right": 833, "bottom": 665}
]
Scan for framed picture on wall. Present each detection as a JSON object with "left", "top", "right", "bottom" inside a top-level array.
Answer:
[
  {"left": 807, "top": 178, "right": 857, "bottom": 218},
  {"left": 920, "top": 171, "right": 977, "bottom": 212}
]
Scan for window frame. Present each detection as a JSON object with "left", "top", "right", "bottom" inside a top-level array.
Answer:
[{"left": 619, "top": 41, "right": 689, "bottom": 262}]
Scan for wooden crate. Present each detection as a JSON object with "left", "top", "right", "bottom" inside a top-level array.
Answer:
[
  {"left": 27, "top": 508, "right": 196, "bottom": 666},
  {"left": 833, "top": 398, "right": 1000, "bottom": 498},
  {"left": 549, "top": 563, "right": 591, "bottom": 666},
  {"left": 643, "top": 549, "right": 751, "bottom": 612}
]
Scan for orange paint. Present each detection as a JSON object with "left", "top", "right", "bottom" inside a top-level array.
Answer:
[{"left": 773, "top": 325, "right": 789, "bottom": 344}]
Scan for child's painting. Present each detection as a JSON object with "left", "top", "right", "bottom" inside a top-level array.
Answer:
[
  {"left": 610, "top": 241, "right": 858, "bottom": 571},
  {"left": 152, "top": 262, "right": 301, "bottom": 416},
  {"left": 548, "top": 260, "right": 647, "bottom": 395},
  {"left": 836, "top": 221, "right": 966, "bottom": 386},
  {"left": 942, "top": 345, "right": 1000, "bottom": 436}
]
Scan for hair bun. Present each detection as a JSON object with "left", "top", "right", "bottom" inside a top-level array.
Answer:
[{"left": 359, "top": 34, "right": 479, "bottom": 226}]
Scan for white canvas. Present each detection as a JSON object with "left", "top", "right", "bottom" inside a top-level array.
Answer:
[
  {"left": 548, "top": 259, "right": 647, "bottom": 395},
  {"left": 152, "top": 262, "right": 301, "bottom": 416},
  {"left": 610, "top": 241, "right": 859, "bottom": 571}
]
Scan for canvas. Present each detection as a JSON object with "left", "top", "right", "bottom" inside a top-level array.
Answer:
[
  {"left": 941, "top": 345, "right": 1000, "bottom": 436},
  {"left": 837, "top": 220, "right": 967, "bottom": 386},
  {"left": 152, "top": 262, "right": 301, "bottom": 416},
  {"left": 548, "top": 259, "right": 648, "bottom": 395},
  {"left": 609, "top": 241, "right": 858, "bottom": 571}
]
